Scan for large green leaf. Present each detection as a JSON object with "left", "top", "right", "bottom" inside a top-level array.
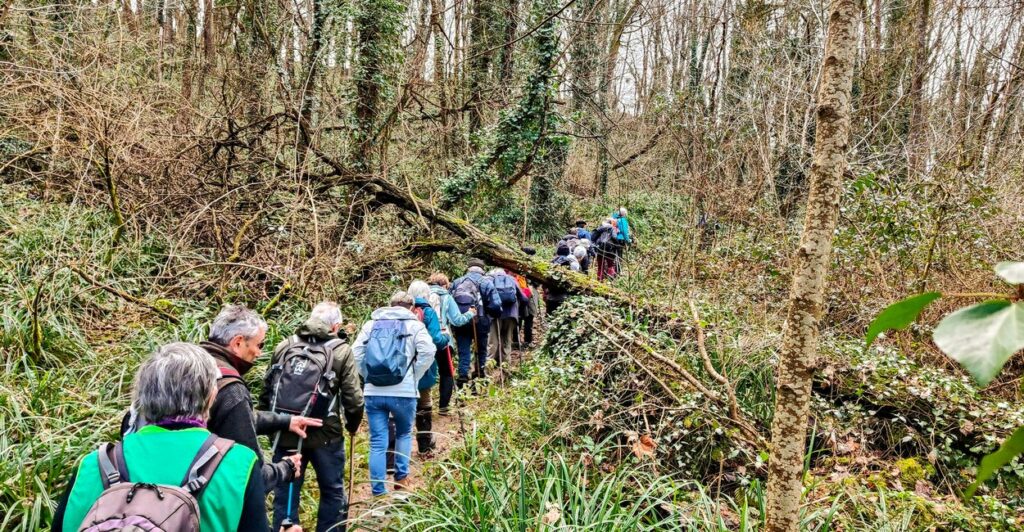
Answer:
[
  {"left": 933, "top": 300, "right": 1024, "bottom": 386},
  {"left": 965, "top": 424, "right": 1024, "bottom": 498},
  {"left": 864, "top": 292, "right": 942, "bottom": 350},
  {"left": 994, "top": 261, "right": 1024, "bottom": 285}
]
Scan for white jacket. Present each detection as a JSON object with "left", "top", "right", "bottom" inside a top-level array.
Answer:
[{"left": 352, "top": 306, "right": 437, "bottom": 398}]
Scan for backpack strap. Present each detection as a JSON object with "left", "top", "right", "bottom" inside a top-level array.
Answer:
[
  {"left": 217, "top": 366, "right": 244, "bottom": 392},
  {"left": 180, "top": 434, "right": 235, "bottom": 497},
  {"left": 97, "top": 442, "right": 130, "bottom": 488}
]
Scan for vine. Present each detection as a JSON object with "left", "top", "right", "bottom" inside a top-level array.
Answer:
[{"left": 440, "top": 0, "right": 568, "bottom": 230}]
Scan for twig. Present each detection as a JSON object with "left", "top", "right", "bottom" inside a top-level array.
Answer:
[
  {"left": 689, "top": 300, "right": 740, "bottom": 422},
  {"left": 68, "top": 264, "right": 180, "bottom": 324}
]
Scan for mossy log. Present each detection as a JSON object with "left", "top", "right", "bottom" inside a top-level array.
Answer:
[{"left": 314, "top": 153, "right": 676, "bottom": 319}]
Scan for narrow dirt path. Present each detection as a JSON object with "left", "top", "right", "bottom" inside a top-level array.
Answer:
[{"left": 344, "top": 351, "right": 533, "bottom": 528}]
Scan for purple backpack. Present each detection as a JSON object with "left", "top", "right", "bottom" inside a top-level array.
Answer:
[{"left": 77, "top": 434, "right": 233, "bottom": 531}]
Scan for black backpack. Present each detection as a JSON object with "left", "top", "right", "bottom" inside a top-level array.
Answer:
[{"left": 264, "top": 337, "right": 342, "bottom": 420}]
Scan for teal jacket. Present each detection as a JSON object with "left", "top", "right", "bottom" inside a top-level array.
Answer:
[
  {"left": 415, "top": 297, "right": 445, "bottom": 390},
  {"left": 612, "top": 212, "right": 632, "bottom": 243}
]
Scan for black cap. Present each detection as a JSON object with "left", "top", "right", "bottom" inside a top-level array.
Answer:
[
  {"left": 521, "top": 246, "right": 537, "bottom": 256},
  {"left": 575, "top": 220, "right": 587, "bottom": 227},
  {"left": 467, "top": 258, "right": 486, "bottom": 269}
]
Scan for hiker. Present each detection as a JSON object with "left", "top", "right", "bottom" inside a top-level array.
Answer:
[
  {"left": 591, "top": 218, "right": 619, "bottom": 281},
  {"left": 557, "top": 228, "right": 581, "bottom": 252},
  {"left": 408, "top": 280, "right": 449, "bottom": 456},
  {"left": 199, "top": 305, "right": 319, "bottom": 493},
  {"left": 486, "top": 267, "right": 529, "bottom": 370},
  {"left": 450, "top": 259, "right": 502, "bottom": 385},
  {"left": 352, "top": 291, "right": 437, "bottom": 496},
  {"left": 611, "top": 207, "right": 634, "bottom": 274},
  {"left": 262, "top": 302, "right": 364, "bottom": 532},
  {"left": 573, "top": 245, "right": 591, "bottom": 275},
  {"left": 544, "top": 244, "right": 578, "bottom": 316},
  {"left": 511, "top": 248, "right": 539, "bottom": 349},
  {"left": 53, "top": 342, "right": 271, "bottom": 532},
  {"left": 575, "top": 220, "right": 592, "bottom": 242},
  {"left": 427, "top": 273, "right": 475, "bottom": 415}
]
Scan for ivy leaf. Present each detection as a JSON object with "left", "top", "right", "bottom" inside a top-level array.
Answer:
[
  {"left": 994, "top": 261, "right": 1024, "bottom": 285},
  {"left": 864, "top": 292, "right": 942, "bottom": 350},
  {"left": 965, "top": 424, "right": 1024, "bottom": 498},
  {"left": 933, "top": 300, "right": 1024, "bottom": 386}
]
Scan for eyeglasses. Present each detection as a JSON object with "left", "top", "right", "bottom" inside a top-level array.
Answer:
[{"left": 257, "top": 340, "right": 265, "bottom": 349}]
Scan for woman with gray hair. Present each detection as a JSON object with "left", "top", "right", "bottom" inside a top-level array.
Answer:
[{"left": 53, "top": 342, "right": 271, "bottom": 531}]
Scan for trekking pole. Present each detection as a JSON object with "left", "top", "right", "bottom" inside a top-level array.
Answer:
[
  {"left": 346, "top": 431, "right": 355, "bottom": 522},
  {"left": 282, "top": 432, "right": 305, "bottom": 530},
  {"left": 471, "top": 316, "right": 481, "bottom": 385}
]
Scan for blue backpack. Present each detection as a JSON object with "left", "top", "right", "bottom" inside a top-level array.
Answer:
[
  {"left": 363, "top": 319, "right": 415, "bottom": 386},
  {"left": 492, "top": 274, "right": 518, "bottom": 306}
]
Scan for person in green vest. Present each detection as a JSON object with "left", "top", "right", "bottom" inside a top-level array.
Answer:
[{"left": 51, "top": 342, "right": 274, "bottom": 532}]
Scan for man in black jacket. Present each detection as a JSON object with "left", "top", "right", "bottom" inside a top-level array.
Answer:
[
  {"left": 202, "top": 304, "right": 323, "bottom": 493},
  {"left": 261, "top": 302, "right": 364, "bottom": 532}
]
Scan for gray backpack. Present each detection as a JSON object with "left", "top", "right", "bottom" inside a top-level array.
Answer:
[{"left": 78, "top": 434, "right": 233, "bottom": 531}]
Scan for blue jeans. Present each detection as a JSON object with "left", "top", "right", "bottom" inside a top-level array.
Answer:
[
  {"left": 271, "top": 438, "right": 348, "bottom": 532},
  {"left": 453, "top": 318, "right": 490, "bottom": 379},
  {"left": 365, "top": 395, "right": 416, "bottom": 496}
]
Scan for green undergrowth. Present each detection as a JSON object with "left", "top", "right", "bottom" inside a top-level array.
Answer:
[{"left": 385, "top": 324, "right": 1022, "bottom": 530}]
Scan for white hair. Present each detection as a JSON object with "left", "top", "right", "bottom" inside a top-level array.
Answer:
[
  {"left": 487, "top": 267, "right": 506, "bottom": 276},
  {"left": 573, "top": 246, "right": 587, "bottom": 260},
  {"left": 619, "top": 207, "right": 628, "bottom": 216},
  {"left": 390, "top": 290, "right": 414, "bottom": 308},
  {"left": 310, "top": 301, "right": 343, "bottom": 327},
  {"left": 209, "top": 304, "right": 267, "bottom": 345},
  {"left": 467, "top": 266, "right": 484, "bottom": 274},
  {"left": 133, "top": 342, "right": 218, "bottom": 424},
  {"left": 408, "top": 280, "right": 431, "bottom": 299}
]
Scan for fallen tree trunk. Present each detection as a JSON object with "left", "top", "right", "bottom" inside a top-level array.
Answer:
[{"left": 313, "top": 149, "right": 675, "bottom": 319}]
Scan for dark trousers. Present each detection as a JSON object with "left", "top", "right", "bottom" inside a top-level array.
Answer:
[
  {"left": 272, "top": 439, "right": 348, "bottom": 532},
  {"left": 545, "top": 298, "right": 563, "bottom": 317},
  {"left": 437, "top": 345, "right": 455, "bottom": 410},
  {"left": 415, "top": 389, "right": 434, "bottom": 453},
  {"left": 453, "top": 319, "right": 490, "bottom": 379},
  {"left": 518, "top": 314, "right": 534, "bottom": 346}
]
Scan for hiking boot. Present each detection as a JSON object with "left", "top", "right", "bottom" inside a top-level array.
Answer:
[
  {"left": 438, "top": 407, "right": 450, "bottom": 417},
  {"left": 395, "top": 476, "right": 412, "bottom": 491}
]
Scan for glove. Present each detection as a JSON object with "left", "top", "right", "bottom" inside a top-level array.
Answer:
[{"left": 345, "top": 417, "right": 362, "bottom": 435}]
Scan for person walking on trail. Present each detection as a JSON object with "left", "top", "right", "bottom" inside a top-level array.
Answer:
[
  {"left": 450, "top": 259, "right": 502, "bottom": 386},
  {"left": 544, "top": 244, "right": 579, "bottom": 316},
  {"left": 575, "top": 220, "right": 592, "bottom": 242},
  {"left": 486, "top": 267, "right": 530, "bottom": 370},
  {"left": 511, "top": 248, "right": 539, "bottom": 350},
  {"left": 261, "top": 302, "right": 364, "bottom": 532},
  {"left": 352, "top": 291, "right": 436, "bottom": 496},
  {"left": 408, "top": 280, "right": 449, "bottom": 457},
  {"left": 611, "top": 207, "right": 634, "bottom": 274},
  {"left": 573, "top": 245, "right": 591, "bottom": 275},
  {"left": 591, "top": 218, "right": 619, "bottom": 281},
  {"left": 53, "top": 342, "right": 272, "bottom": 532},
  {"left": 198, "top": 305, "right": 319, "bottom": 493},
  {"left": 427, "top": 273, "right": 475, "bottom": 415}
]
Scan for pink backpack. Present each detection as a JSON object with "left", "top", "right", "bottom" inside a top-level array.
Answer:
[{"left": 77, "top": 434, "right": 233, "bottom": 531}]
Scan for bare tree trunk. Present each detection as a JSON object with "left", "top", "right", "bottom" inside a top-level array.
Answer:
[
  {"left": 596, "top": 0, "right": 642, "bottom": 195},
  {"left": 906, "top": 0, "right": 930, "bottom": 178},
  {"left": 764, "top": 0, "right": 859, "bottom": 530}
]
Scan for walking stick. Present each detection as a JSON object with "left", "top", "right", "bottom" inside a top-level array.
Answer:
[
  {"left": 281, "top": 436, "right": 304, "bottom": 530},
  {"left": 471, "top": 316, "right": 481, "bottom": 384},
  {"left": 346, "top": 431, "right": 355, "bottom": 518}
]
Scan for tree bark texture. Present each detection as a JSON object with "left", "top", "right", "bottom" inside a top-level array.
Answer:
[{"left": 764, "top": 0, "right": 859, "bottom": 530}]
